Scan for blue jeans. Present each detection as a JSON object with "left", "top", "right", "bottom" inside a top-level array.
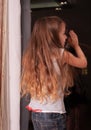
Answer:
[{"left": 31, "top": 112, "right": 67, "bottom": 130}]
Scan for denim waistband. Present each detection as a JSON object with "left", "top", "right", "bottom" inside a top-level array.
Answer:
[{"left": 31, "top": 112, "right": 66, "bottom": 120}]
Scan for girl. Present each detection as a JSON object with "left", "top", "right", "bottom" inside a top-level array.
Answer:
[{"left": 21, "top": 16, "right": 87, "bottom": 130}]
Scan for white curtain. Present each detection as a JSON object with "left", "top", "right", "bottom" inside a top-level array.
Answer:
[
  {"left": 8, "top": 0, "right": 21, "bottom": 130},
  {"left": 1, "top": 0, "right": 21, "bottom": 130}
]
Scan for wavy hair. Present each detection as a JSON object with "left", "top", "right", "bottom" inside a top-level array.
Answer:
[{"left": 21, "top": 16, "right": 75, "bottom": 102}]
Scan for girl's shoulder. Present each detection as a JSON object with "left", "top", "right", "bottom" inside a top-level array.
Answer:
[
  {"left": 59, "top": 48, "right": 65, "bottom": 59},
  {"left": 51, "top": 48, "right": 65, "bottom": 62},
  {"left": 60, "top": 48, "right": 64, "bottom": 56}
]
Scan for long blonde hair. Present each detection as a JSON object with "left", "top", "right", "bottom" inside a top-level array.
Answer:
[{"left": 21, "top": 16, "right": 75, "bottom": 101}]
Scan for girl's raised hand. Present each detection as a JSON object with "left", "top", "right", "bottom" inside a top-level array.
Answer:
[{"left": 68, "top": 30, "right": 79, "bottom": 48}]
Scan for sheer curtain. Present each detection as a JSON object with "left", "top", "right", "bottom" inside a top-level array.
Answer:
[{"left": 0, "top": 0, "right": 21, "bottom": 130}]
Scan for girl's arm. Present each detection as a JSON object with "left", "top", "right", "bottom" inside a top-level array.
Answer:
[{"left": 63, "top": 30, "right": 87, "bottom": 68}]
